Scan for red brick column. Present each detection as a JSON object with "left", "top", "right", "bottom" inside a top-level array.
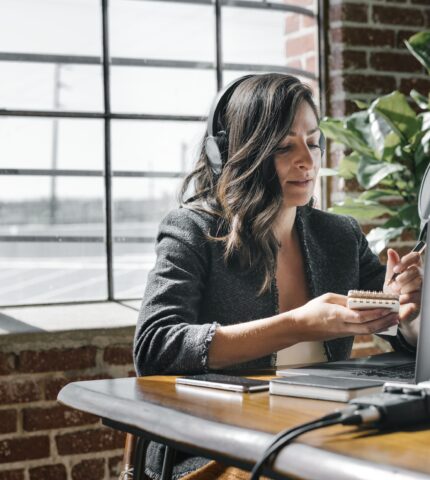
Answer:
[
  {"left": 325, "top": 0, "right": 430, "bottom": 357},
  {"left": 328, "top": 0, "right": 430, "bottom": 119}
]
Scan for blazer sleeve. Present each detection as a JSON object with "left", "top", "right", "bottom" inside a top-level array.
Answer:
[
  {"left": 133, "top": 209, "right": 219, "bottom": 376},
  {"left": 347, "top": 216, "right": 416, "bottom": 355}
]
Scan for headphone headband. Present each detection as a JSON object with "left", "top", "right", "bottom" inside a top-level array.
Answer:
[
  {"left": 205, "top": 74, "right": 325, "bottom": 175},
  {"left": 206, "top": 74, "right": 254, "bottom": 137}
]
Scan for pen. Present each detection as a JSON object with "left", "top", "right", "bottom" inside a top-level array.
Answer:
[{"left": 386, "top": 240, "right": 426, "bottom": 286}]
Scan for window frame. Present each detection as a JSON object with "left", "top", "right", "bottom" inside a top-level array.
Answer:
[{"left": 0, "top": 0, "right": 325, "bottom": 307}]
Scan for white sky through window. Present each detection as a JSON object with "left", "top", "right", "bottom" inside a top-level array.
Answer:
[{"left": 0, "top": 0, "right": 316, "bottom": 201}]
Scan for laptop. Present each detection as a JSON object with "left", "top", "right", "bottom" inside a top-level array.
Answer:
[{"left": 277, "top": 248, "right": 430, "bottom": 385}]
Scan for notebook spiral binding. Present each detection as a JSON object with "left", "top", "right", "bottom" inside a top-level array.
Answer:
[{"left": 347, "top": 290, "right": 400, "bottom": 312}]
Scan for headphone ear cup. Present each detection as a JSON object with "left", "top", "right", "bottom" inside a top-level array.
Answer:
[
  {"left": 205, "top": 136, "right": 223, "bottom": 174},
  {"left": 319, "top": 131, "right": 326, "bottom": 155},
  {"left": 204, "top": 132, "right": 228, "bottom": 175}
]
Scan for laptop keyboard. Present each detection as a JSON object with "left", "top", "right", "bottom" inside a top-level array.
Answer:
[{"left": 344, "top": 363, "right": 415, "bottom": 380}]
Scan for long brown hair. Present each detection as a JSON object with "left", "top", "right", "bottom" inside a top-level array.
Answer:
[{"left": 179, "top": 73, "right": 320, "bottom": 294}]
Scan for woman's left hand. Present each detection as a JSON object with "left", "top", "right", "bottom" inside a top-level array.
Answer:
[{"left": 384, "top": 248, "right": 423, "bottom": 324}]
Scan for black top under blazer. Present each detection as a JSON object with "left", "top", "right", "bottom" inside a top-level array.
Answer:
[{"left": 134, "top": 205, "right": 415, "bottom": 479}]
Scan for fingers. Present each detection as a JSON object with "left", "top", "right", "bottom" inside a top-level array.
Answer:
[
  {"left": 338, "top": 306, "right": 393, "bottom": 324},
  {"left": 393, "top": 252, "right": 422, "bottom": 274},
  {"left": 391, "top": 265, "right": 422, "bottom": 294},
  {"left": 347, "top": 312, "right": 399, "bottom": 335},
  {"left": 399, "top": 302, "right": 419, "bottom": 323},
  {"left": 395, "top": 265, "right": 421, "bottom": 283},
  {"left": 399, "top": 291, "right": 421, "bottom": 305},
  {"left": 384, "top": 250, "right": 422, "bottom": 289},
  {"left": 319, "top": 292, "right": 348, "bottom": 307},
  {"left": 384, "top": 248, "right": 401, "bottom": 284}
]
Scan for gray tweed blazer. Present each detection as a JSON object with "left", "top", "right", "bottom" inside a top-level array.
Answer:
[{"left": 133, "top": 205, "right": 414, "bottom": 479}]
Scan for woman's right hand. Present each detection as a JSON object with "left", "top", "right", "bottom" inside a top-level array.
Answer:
[{"left": 289, "top": 293, "right": 399, "bottom": 342}]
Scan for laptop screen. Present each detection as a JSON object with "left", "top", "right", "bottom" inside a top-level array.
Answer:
[{"left": 415, "top": 246, "right": 430, "bottom": 383}]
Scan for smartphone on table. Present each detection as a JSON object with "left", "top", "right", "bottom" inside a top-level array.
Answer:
[{"left": 176, "top": 373, "right": 270, "bottom": 392}]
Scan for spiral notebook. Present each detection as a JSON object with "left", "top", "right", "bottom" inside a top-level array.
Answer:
[{"left": 347, "top": 290, "right": 399, "bottom": 336}]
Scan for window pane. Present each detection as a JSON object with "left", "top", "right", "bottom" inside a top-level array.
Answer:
[
  {"left": 0, "top": 63, "right": 103, "bottom": 112},
  {"left": 223, "top": 69, "right": 273, "bottom": 86},
  {"left": 0, "top": 241, "right": 108, "bottom": 306},
  {"left": 110, "top": 0, "right": 215, "bottom": 62},
  {"left": 0, "top": 0, "right": 101, "bottom": 56},
  {"left": 0, "top": 118, "right": 103, "bottom": 171},
  {"left": 113, "top": 177, "right": 182, "bottom": 299},
  {"left": 238, "top": 0, "right": 315, "bottom": 4},
  {"left": 222, "top": 8, "right": 288, "bottom": 66},
  {"left": 111, "top": 67, "right": 216, "bottom": 116},
  {"left": 111, "top": 120, "right": 206, "bottom": 173},
  {"left": 0, "top": 176, "right": 107, "bottom": 306}
]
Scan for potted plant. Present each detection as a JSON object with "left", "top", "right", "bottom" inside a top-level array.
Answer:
[{"left": 320, "top": 31, "right": 430, "bottom": 254}]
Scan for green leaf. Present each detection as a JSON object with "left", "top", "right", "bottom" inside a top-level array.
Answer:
[
  {"left": 410, "top": 89, "right": 429, "bottom": 110},
  {"left": 415, "top": 156, "right": 430, "bottom": 182},
  {"left": 318, "top": 167, "right": 338, "bottom": 176},
  {"left": 345, "top": 111, "right": 371, "bottom": 144},
  {"left": 420, "top": 112, "right": 430, "bottom": 131},
  {"left": 366, "top": 227, "right": 405, "bottom": 255},
  {"left": 405, "top": 31, "right": 430, "bottom": 74},
  {"left": 353, "top": 99, "right": 369, "bottom": 110},
  {"left": 414, "top": 129, "right": 430, "bottom": 167},
  {"left": 359, "top": 189, "right": 400, "bottom": 201},
  {"left": 357, "top": 157, "right": 405, "bottom": 189},
  {"left": 398, "top": 203, "right": 420, "bottom": 228},
  {"left": 329, "top": 197, "right": 394, "bottom": 221},
  {"left": 381, "top": 131, "right": 401, "bottom": 163},
  {"left": 319, "top": 118, "right": 375, "bottom": 157},
  {"left": 346, "top": 110, "right": 390, "bottom": 160},
  {"left": 371, "top": 91, "right": 421, "bottom": 142},
  {"left": 368, "top": 110, "right": 391, "bottom": 159},
  {"left": 338, "top": 152, "right": 360, "bottom": 179}
]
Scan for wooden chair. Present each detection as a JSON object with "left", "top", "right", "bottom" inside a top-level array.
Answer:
[{"left": 119, "top": 433, "right": 137, "bottom": 479}]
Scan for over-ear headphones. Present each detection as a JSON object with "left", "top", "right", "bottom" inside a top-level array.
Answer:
[
  {"left": 204, "top": 74, "right": 326, "bottom": 176},
  {"left": 205, "top": 75, "right": 254, "bottom": 175}
]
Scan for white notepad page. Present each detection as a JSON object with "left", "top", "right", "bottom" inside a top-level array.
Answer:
[{"left": 276, "top": 341, "right": 327, "bottom": 367}]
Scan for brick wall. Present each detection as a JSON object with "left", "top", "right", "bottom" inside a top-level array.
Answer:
[
  {"left": 0, "top": 329, "right": 135, "bottom": 480},
  {"left": 326, "top": 0, "right": 430, "bottom": 356},
  {"left": 328, "top": 0, "right": 430, "bottom": 118}
]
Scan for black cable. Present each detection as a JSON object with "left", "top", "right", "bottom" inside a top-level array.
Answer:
[
  {"left": 251, "top": 387, "right": 430, "bottom": 479},
  {"left": 250, "top": 417, "right": 341, "bottom": 480},
  {"left": 250, "top": 408, "right": 359, "bottom": 480}
]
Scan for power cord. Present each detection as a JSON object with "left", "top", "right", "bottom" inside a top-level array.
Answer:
[
  {"left": 250, "top": 408, "right": 354, "bottom": 480},
  {"left": 250, "top": 386, "right": 430, "bottom": 480}
]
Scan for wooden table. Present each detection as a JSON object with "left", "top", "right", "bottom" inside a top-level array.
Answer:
[{"left": 58, "top": 375, "right": 430, "bottom": 480}]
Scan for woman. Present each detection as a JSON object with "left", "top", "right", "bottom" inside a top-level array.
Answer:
[{"left": 134, "top": 73, "right": 421, "bottom": 479}]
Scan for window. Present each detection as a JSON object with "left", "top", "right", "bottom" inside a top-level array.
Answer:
[{"left": 0, "top": 0, "right": 323, "bottom": 306}]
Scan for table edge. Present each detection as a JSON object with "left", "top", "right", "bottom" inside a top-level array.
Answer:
[{"left": 58, "top": 378, "right": 429, "bottom": 480}]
